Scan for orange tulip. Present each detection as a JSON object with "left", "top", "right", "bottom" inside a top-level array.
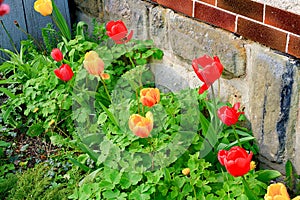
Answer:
[
  {"left": 128, "top": 112, "right": 153, "bottom": 138},
  {"left": 83, "top": 51, "right": 109, "bottom": 79},
  {"left": 34, "top": 0, "right": 53, "bottom": 16},
  {"left": 140, "top": 88, "right": 160, "bottom": 107},
  {"left": 264, "top": 183, "right": 290, "bottom": 200}
]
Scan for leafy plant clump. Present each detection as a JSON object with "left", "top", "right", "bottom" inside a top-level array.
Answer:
[{"left": 1, "top": 0, "right": 300, "bottom": 199}]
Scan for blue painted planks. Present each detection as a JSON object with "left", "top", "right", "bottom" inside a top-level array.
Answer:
[
  {"left": 0, "top": 0, "right": 27, "bottom": 57},
  {"left": 0, "top": 0, "right": 71, "bottom": 61},
  {"left": 23, "top": 0, "right": 71, "bottom": 40}
]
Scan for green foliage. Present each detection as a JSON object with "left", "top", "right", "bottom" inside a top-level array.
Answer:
[
  {"left": 42, "top": 23, "right": 62, "bottom": 53},
  {"left": 0, "top": 4, "right": 288, "bottom": 199},
  {"left": 285, "top": 160, "right": 300, "bottom": 197},
  {"left": 7, "top": 163, "right": 74, "bottom": 200},
  {"left": 0, "top": 173, "right": 18, "bottom": 199}
]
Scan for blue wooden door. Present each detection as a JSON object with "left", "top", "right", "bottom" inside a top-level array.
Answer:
[{"left": 0, "top": 0, "right": 70, "bottom": 59}]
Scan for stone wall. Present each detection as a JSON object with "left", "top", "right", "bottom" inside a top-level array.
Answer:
[{"left": 71, "top": 0, "right": 300, "bottom": 173}]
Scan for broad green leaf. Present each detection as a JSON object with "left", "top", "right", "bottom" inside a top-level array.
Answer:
[{"left": 256, "top": 170, "right": 281, "bottom": 183}]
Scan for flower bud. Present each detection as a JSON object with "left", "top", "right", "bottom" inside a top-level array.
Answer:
[
  {"left": 182, "top": 168, "right": 190, "bottom": 176},
  {"left": 51, "top": 48, "right": 64, "bottom": 62}
]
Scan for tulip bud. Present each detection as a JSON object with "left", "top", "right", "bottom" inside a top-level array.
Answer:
[
  {"left": 54, "top": 64, "right": 74, "bottom": 82},
  {"left": 51, "top": 48, "right": 64, "bottom": 62},
  {"left": 48, "top": 119, "right": 55, "bottom": 126},
  {"left": 182, "top": 168, "right": 190, "bottom": 176},
  {"left": 250, "top": 161, "right": 256, "bottom": 170},
  {"left": 0, "top": 3, "right": 10, "bottom": 16},
  {"left": 217, "top": 102, "right": 244, "bottom": 126},
  {"left": 83, "top": 51, "right": 109, "bottom": 79}
]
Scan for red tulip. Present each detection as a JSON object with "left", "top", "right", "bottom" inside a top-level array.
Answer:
[
  {"left": 217, "top": 102, "right": 244, "bottom": 126},
  {"left": 51, "top": 48, "right": 64, "bottom": 62},
  {"left": 0, "top": 3, "right": 10, "bottom": 16},
  {"left": 128, "top": 112, "right": 153, "bottom": 138},
  {"left": 140, "top": 88, "right": 160, "bottom": 107},
  {"left": 54, "top": 64, "right": 74, "bottom": 81},
  {"left": 106, "top": 20, "right": 133, "bottom": 44},
  {"left": 0, "top": 0, "right": 3, "bottom": 4},
  {"left": 192, "top": 55, "right": 223, "bottom": 94},
  {"left": 218, "top": 146, "right": 253, "bottom": 177}
]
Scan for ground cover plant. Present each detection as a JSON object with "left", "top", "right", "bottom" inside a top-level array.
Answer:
[{"left": 1, "top": 0, "right": 300, "bottom": 199}]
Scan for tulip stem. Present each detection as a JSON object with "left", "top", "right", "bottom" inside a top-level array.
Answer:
[
  {"left": 100, "top": 76, "right": 112, "bottom": 104},
  {"left": 0, "top": 20, "right": 19, "bottom": 54},
  {"left": 210, "top": 84, "right": 219, "bottom": 132},
  {"left": 210, "top": 84, "right": 217, "bottom": 112},
  {"left": 147, "top": 137, "right": 155, "bottom": 170},
  {"left": 123, "top": 44, "right": 135, "bottom": 68},
  {"left": 136, "top": 88, "right": 140, "bottom": 115},
  {"left": 233, "top": 125, "right": 242, "bottom": 147}
]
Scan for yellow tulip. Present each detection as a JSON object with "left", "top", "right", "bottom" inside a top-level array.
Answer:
[
  {"left": 264, "top": 183, "right": 290, "bottom": 200},
  {"left": 83, "top": 51, "right": 109, "bottom": 79},
  {"left": 34, "top": 0, "right": 53, "bottom": 16},
  {"left": 128, "top": 112, "right": 153, "bottom": 138}
]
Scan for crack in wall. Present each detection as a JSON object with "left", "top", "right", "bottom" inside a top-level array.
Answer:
[{"left": 275, "top": 65, "right": 294, "bottom": 163}]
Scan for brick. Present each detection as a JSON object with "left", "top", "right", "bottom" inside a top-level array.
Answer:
[
  {"left": 194, "top": 1, "right": 236, "bottom": 32},
  {"left": 157, "top": 0, "right": 193, "bottom": 16},
  {"left": 265, "top": 6, "right": 300, "bottom": 36},
  {"left": 237, "top": 17, "right": 287, "bottom": 52},
  {"left": 217, "top": 0, "right": 263, "bottom": 22},
  {"left": 197, "top": 0, "right": 215, "bottom": 5},
  {"left": 288, "top": 34, "right": 300, "bottom": 58}
]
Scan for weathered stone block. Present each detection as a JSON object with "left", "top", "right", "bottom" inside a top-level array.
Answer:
[
  {"left": 104, "top": 0, "right": 152, "bottom": 40},
  {"left": 245, "top": 44, "right": 300, "bottom": 172},
  {"left": 73, "top": 0, "right": 103, "bottom": 17},
  {"left": 165, "top": 10, "right": 246, "bottom": 78}
]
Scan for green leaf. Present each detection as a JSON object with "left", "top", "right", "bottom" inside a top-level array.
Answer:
[
  {"left": 242, "top": 178, "right": 259, "bottom": 200},
  {"left": 256, "top": 170, "right": 281, "bottom": 183},
  {"left": 103, "top": 190, "right": 120, "bottom": 199},
  {"left": 285, "top": 160, "right": 296, "bottom": 190},
  {"left": 26, "top": 123, "right": 44, "bottom": 137},
  {"left": 164, "top": 168, "right": 171, "bottom": 183},
  {"left": 0, "top": 80, "right": 20, "bottom": 85},
  {"left": 153, "top": 49, "right": 164, "bottom": 59},
  {"left": 97, "top": 112, "right": 108, "bottom": 125},
  {"left": 98, "top": 101, "right": 119, "bottom": 127},
  {"left": 79, "top": 168, "right": 102, "bottom": 186},
  {"left": 2, "top": 104, "right": 14, "bottom": 123},
  {"left": 0, "top": 87, "right": 16, "bottom": 99},
  {"left": 77, "top": 143, "right": 98, "bottom": 163},
  {"left": 52, "top": 1, "right": 71, "bottom": 40},
  {"left": 0, "top": 140, "right": 10, "bottom": 147},
  {"left": 69, "top": 157, "right": 90, "bottom": 172}
]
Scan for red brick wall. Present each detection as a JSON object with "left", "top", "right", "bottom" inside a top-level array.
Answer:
[{"left": 150, "top": 0, "right": 300, "bottom": 58}]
